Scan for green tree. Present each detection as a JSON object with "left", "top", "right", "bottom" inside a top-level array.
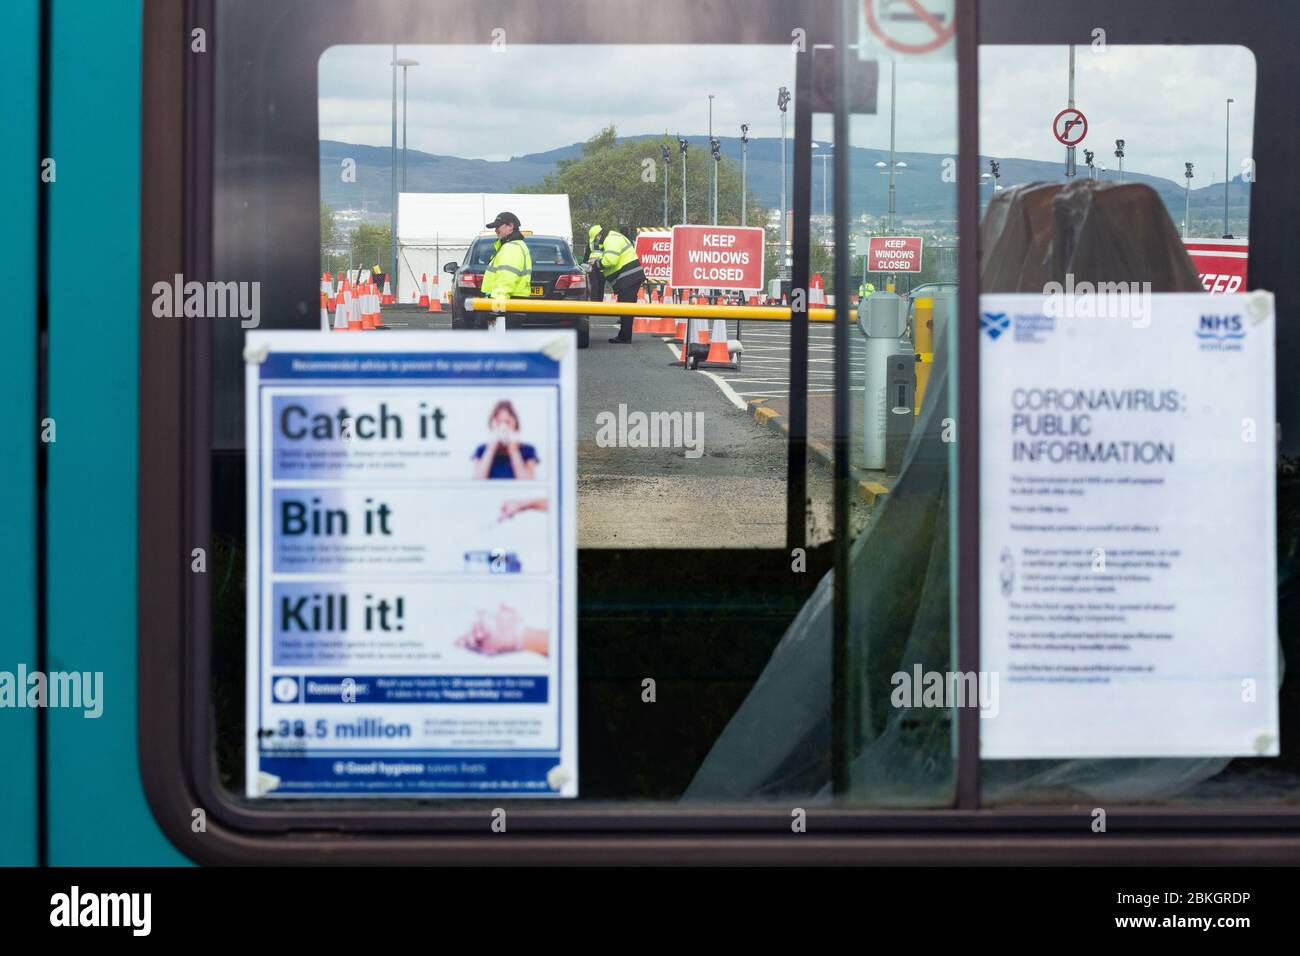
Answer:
[
  {"left": 761, "top": 228, "right": 835, "bottom": 291},
  {"left": 517, "top": 126, "right": 766, "bottom": 256},
  {"left": 351, "top": 223, "right": 392, "bottom": 276},
  {"left": 321, "top": 202, "right": 337, "bottom": 252}
]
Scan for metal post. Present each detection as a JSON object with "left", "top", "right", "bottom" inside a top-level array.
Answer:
[
  {"left": 831, "top": 2, "right": 852, "bottom": 798},
  {"left": 708, "top": 94, "right": 716, "bottom": 225},
  {"left": 680, "top": 137, "right": 688, "bottom": 225},
  {"left": 1223, "top": 98, "right": 1234, "bottom": 237},
  {"left": 741, "top": 125, "right": 749, "bottom": 227},
  {"left": 820, "top": 153, "right": 829, "bottom": 219},
  {"left": 779, "top": 86, "right": 791, "bottom": 281},
  {"left": 1065, "top": 45, "right": 1076, "bottom": 178},
  {"left": 888, "top": 58, "right": 896, "bottom": 233},
  {"left": 1183, "top": 162, "right": 1193, "bottom": 238},
  {"left": 955, "top": 0, "right": 982, "bottom": 814},
  {"left": 662, "top": 145, "right": 670, "bottom": 225},
  {"left": 389, "top": 45, "right": 397, "bottom": 291},
  {"left": 787, "top": 47, "right": 812, "bottom": 551},
  {"left": 711, "top": 139, "right": 720, "bottom": 227},
  {"left": 401, "top": 65, "right": 408, "bottom": 192}
]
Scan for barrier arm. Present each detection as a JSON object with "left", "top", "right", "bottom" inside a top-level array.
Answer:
[{"left": 466, "top": 297, "right": 836, "bottom": 322}]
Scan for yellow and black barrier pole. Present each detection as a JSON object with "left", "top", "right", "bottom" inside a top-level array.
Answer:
[
  {"left": 466, "top": 297, "right": 837, "bottom": 323},
  {"left": 912, "top": 296, "right": 934, "bottom": 415}
]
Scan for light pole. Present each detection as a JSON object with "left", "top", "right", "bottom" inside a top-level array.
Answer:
[
  {"left": 1065, "top": 44, "right": 1077, "bottom": 178},
  {"left": 708, "top": 94, "right": 716, "bottom": 225},
  {"left": 740, "top": 124, "right": 749, "bottom": 226},
  {"left": 777, "top": 86, "right": 790, "bottom": 281},
  {"left": 389, "top": 45, "right": 397, "bottom": 287},
  {"left": 888, "top": 58, "right": 898, "bottom": 228},
  {"left": 1114, "top": 139, "right": 1125, "bottom": 184},
  {"left": 710, "top": 138, "right": 721, "bottom": 224},
  {"left": 979, "top": 160, "right": 1000, "bottom": 217},
  {"left": 393, "top": 57, "right": 419, "bottom": 193},
  {"left": 1223, "top": 97, "right": 1234, "bottom": 237},
  {"left": 1183, "top": 162, "right": 1194, "bottom": 238},
  {"left": 678, "top": 137, "right": 689, "bottom": 225},
  {"left": 813, "top": 143, "right": 830, "bottom": 220},
  {"left": 875, "top": 158, "right": 907, "bottom": 232},
  {"left": 661, "top": 144, "right": 671, "bottom": 226}
]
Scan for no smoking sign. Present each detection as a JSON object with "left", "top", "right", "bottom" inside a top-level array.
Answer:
[{"left": 859, "top": 0, "right": 956, "bottom": 60}]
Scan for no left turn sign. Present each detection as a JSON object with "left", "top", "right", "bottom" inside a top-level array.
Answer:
[{"left": 1053, "top": 107, "right": 1088, "bottom": 146}]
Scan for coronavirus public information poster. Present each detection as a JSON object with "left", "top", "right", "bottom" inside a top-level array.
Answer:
[
  {"left": 980, "top": 292, "right": 1278, "bottom": 759},
  {"left": 243, "top": 332, "right": 577, "bottom": 797}
]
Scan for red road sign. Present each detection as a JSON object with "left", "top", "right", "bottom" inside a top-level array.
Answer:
[
  {"left": 634, "top": 231, "right": 672, "bottom": 283},
  {"left": 1053, "top": 107, "right": 1088, "bottom": 146},
  {"left": 867, "top": 236, "right": 924, "bottom": 273},
  {"left": 1183, "top": 238, "right": 1248, "bottom": 293},
  {"left": 669, "top": 225, "right": 765, "bottom": 291},
  {"left": 864, "top": 0, "right": 955, "bottom": 55}
]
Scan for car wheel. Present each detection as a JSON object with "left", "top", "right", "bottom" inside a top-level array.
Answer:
[{"left": 576, "top": 317, "right": 590, "bottom": 349}]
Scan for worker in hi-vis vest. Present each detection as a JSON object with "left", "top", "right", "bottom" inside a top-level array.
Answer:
[
  {"left": 480, "top": 212, "right": 533, "bottom": 318},
  {"left": 586, "top": 224, "right": 646, "bottom": 343},
  {"left": 858, "top": 280, "right": 876, "bottom": 300}
]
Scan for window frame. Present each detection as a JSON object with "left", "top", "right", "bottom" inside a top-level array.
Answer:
[{"left": 138, "top": 0, "right": 1300, "bottom": 864}]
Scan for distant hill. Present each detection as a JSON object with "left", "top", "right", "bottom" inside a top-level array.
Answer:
[{"left": 321, "top": 136, "right": 1251, "bottom": 231}]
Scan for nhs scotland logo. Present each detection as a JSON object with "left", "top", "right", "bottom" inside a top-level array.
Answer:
[
  {"left": 1197, "top": 313, "right": 1245, "bottom": 351},
  {"left": 1196, "top": 313, "right": 1245, "bottom": 340},
  {"left": 981, "top": 312, "right": 1010, "bottom": 340}
]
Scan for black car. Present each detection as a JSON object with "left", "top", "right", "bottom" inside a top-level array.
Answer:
[{"left": 445, "top": 234, "right": 591, "bottom": 348}]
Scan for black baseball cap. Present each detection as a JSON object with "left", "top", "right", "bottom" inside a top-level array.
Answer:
[{"left": 485, "top": 211, "right": 521, "bottom": 229}]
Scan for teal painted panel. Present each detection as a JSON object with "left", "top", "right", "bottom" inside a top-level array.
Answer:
[
  {"left": 0, "top": 0, "right": 40, "bottom": 868},
  {"left": 46, "top": 0, "right": 187, "bottom": 865}
]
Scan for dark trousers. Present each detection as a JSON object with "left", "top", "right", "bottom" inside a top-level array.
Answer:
[{"left": 590, "top": 269, "right": 644, "bottom": 341}]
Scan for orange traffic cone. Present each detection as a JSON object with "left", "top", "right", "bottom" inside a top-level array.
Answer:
[
  {"left": 702, "top": 339, "right": 731, "bottom": 364},
  {"left": 418, "top": 273, "right": 430, "bottom": 308},
  {"left": 702, "top": 318, "right": 735, "bottom": 365},
  {"left": 381, "top": 275, "right": 393, "bottom": 305},
  {"left": 632, "top": 316, "right": 649, "bottom": 334},
  {"left": 320, "top": 292, "right": 331, "bottom": 331},
  {"left": 673, "top": 320, "right": 686, "bottom": 343},
  {"left": 364, "top": 287, "right": 378, "bottom": 329},
  {"left": 345, "top": 291, "right": 361, "bottom": 331}
]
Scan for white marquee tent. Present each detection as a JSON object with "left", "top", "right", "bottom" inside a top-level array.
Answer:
[{"left": 395, "top": 192, "right": 573, "bottom": 303}]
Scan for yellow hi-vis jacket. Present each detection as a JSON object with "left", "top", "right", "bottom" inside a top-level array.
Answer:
[
  {"left": 591, "top": 229, "right": 638, "bottom": 280},
  {"left": 481, "top": 234, "right": 532, "bottom": 298}
]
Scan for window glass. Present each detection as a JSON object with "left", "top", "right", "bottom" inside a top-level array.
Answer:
[
  {"left": 212, "top": 23, "right": 904, "bottom": 811},
  {"left": 974, "top": 45, "right": 1295, "bottom": 807}
]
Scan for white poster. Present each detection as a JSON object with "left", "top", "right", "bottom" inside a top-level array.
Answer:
[
  {"left": 980, "top": 292, "right": 1277, "bottom": 758},
  {"left": 244, "top": 331, "right": 577, "bottom": 796}
]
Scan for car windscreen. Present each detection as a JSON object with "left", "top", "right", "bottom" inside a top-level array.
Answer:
[
  {"left": 525, "top": 238, "right": 575, "bottom": 266},
  {"left": 468, "top": 237, "right": 574, "bottom": 267}
]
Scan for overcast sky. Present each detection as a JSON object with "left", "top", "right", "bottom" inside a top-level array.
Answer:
[{"left": 320, "top": 42, "right": 1256, "bottom": 186}]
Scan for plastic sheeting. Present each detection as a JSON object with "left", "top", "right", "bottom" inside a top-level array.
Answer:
[{"left": 685, "top": 180, "right": 1276, "bottom": 806}]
